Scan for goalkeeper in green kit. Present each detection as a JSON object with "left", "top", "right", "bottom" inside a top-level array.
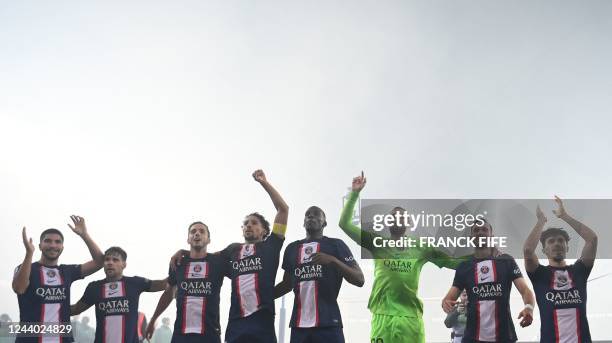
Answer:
[{"left": 339, "top": 172, "right": 463, "bottom": 343}]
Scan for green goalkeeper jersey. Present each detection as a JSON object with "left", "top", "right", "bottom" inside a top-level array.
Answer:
[{"left": 340, "top": 191, "right": 462, "bottom": 317}]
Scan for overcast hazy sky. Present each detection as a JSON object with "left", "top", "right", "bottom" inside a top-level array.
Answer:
[{"left": 2, "top": 1, "right": 611, "bottom": 341}]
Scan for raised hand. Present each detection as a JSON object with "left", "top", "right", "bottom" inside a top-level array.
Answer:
[
  {"left": 552, "top": 195, "right": 567, "bottom": 218},
  {"left": 536, "top": 205, "right": 547, "bottom": 225},
  {"left": 68, "top": 215, "right": 87, "bottom": 237},
  {"left": 352, "top": 171, "right": 367, "bottom": 192},
  {"left": 22, "top": 227, "right": 35, "bottom": 255},
  {"left": 252, "top": 169, "right": 267, "bottom": 183}
]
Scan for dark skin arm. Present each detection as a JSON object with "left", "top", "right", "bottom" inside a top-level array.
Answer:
[
  {"left": 274, "top": 271, "right": 292, "bottom": 299},
  {"left": 71, "top": 300, "right": 92, "bottom": 316},
  {"left": 148, "top": 278, "right": 169, "bottom": 292},
  {"left": 310, "top": 252, "right": 365, "bottom": 287}
]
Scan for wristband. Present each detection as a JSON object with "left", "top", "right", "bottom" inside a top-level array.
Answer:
[{"left": 524, "top": 304, "right": 534, "bottom": 311}]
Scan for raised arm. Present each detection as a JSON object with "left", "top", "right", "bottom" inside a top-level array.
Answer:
[
  {"left": 68, "top": 215, "right": 104, "bottom": 277},
  {"left": 274, "top": 271, "right": 292, "bottom": 299},
  {"left": 513, "top": 277, "right": 535, "bottom": 327},
  {"left": 311, "top": 252, "right": 365, "bottom": 287},
  {"left": 339, "top": 172, "right": 376, "bottom": 250},
  {"left": 12, "top": 227, "right": 35, "bottom": 294},
  {"left": 253, "top": 170, "right": 289, "bottom": 234},
  {"left": 523, "top": 205, "right": 547, "bottom": 273},
  {"left": 145, "top": 285, "right": 176, "bottom": 341},
  {"left": 553, "top": 196, "right": 598, "bottom": 267}
]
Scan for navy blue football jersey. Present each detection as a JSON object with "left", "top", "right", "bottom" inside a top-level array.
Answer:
[
  {"left": 528, "top": 260, "right": 592, "bottom": 343},
  {"left": 168, "top": 253, "right": 226, "bottom": 337},
  {"left": 452, "top": 255, "right": 523, "bottom": 343},
  {"left": 222, "top": 233, "right": 284, "bottom": 320},
  {"left": 81, "top": 276, "right": 152, "bottom": 343},
  {"left": 282, "top": 236, "right": 357, "bottom": 328},
  {"left": 15, "top": 262, "right": 83, "bottom": 343}
]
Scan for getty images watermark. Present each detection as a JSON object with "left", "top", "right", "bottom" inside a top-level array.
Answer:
[{"left": 357, "top": 199, "right": 612, "bottom": 259}]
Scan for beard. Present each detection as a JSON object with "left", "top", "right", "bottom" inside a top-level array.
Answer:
[{"left": 41, "top": 249, "right": 61, "bottom": 261}]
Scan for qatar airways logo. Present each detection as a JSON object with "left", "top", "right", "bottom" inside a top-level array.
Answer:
[
  {"left": 545, "top": 290, "right": 582, "bottom": 305},
  {"left": 98, "top": 299, "right": 129, "bottom": 314},
  {"left": 232, "top": 257, "right": 262, "bottom": 273},
  {"left": 294, "top": 264, "right": 322, "bottom": 279},
  {"left": 383, "top": 260, "right": 412, "bottom": 273},
  {"left": 36, "top": 287, "right": 66, "bottom": 301},
  {"left": 472, "top": 283, "right": 502, "bottom": 298},
  {"left": 180, "top": 281, "right": 213, "bottom": 295}
]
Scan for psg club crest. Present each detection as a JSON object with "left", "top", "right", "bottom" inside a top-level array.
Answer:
[
  {"left": 194, "top": 264, "right": 202, "bottom": 273},
  {"left": 555, "top": 274, "right": 569, "bottom": 288},
  {"left": 480, "top": 265, "right": 490, "bottom": 274},
  {"left": 109, "top": 282, "right": 118, "bottom": 290},
  {"left": 242, "top": 244, "right": 254, "bottom": 258},
  {"left": 46, "top": 270, "right": 56, "bottom": 278},
  {"left": 304, "top": 246, "right": 315, "bottom": 262}
]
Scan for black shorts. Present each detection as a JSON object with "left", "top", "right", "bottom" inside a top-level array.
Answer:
[
  {"left": 225, "top": 310, "right": 277, "bottom": 343},
  {"left": 290, "top": 326, "right": 345, "bottom": 343}
]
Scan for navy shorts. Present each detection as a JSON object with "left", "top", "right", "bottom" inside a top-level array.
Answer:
[
  {"left": 290, "top": 326, "right": 345, "bottom": 343},
  {"left": 225, "top": 310, "right": 277, "bottom": 343},
  {"left": 171, "top": 332, "right": 221, "bottom": 343}
]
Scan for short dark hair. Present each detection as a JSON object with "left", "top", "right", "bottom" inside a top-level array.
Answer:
[
  {"left": 104, "top": 246, "right": 127, "bottom": 261},
  {"left": 40, "top": 229, "right": 64, "bottom": 243},
  {"left": 188, "top": 221, "right": 210, "bottom": 238},
  {"left": 540, "top": 228, "right": 570, "bottom": 247},
  {"left": 245, "top": 212, "right": 270, "bottom": 237}
]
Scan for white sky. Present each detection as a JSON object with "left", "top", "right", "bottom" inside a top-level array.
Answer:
[{"left": 1, "top": 1, "right": 612, "bottom": 341}]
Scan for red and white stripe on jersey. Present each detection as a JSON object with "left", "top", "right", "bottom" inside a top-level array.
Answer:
[
  {"left": 102, "top": 281, "right": 126, "bottom": 298},
  {"left": 236, "top": 273, "right": 260, "bottom": 317},
  {"left": 40, "top": 303, "right": 61, "bottom": 343},
  {"left": 296, "top": 280, "right": 319, "bottom": 328},
  {"left": 553, "top": 307, "right": 581, "bottom": 343},
  {"left": 103, "top": 315, "right": 125, "bottom": 343},
  {"left": 39, "top": 266, "right": 63, "bottom": 342},
  {"left": 239, "top": 244, "right": 256, "bottom": 259},
  {"left": 474, "top": 260, "right": 498, "bottom": 342},
  {"left": 551, "top": 269, "right": 574, "bottom": 291},
  {"left": 297, "top": 242, "right": 320, "bottom": 265},
  {"left": 101, "top": 281, "right": 126, "bottom": 343},
  {"left": 553, "top": 308, "right": 581, "bottom": 343},
  {"left": 551, "top": 269, "right": 579, "bottom": 342},
  {"left": 185, "top": 262, "right": 209, "bottom": 279},
  {"left": 182, "top": 297, "right": 207, "bottom": 334},
  {"left": 40, "top": 266, "right": 63, "bottom": 286}
]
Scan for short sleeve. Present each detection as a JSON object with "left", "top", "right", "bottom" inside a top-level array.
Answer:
[
  {"left": 526, "top": 264, "right": 547, "bottom": 283},
  {"left": 452, "top": 266, "right": 466, "bottom": 291},
  {"left": 573, "top": 259, "right": 593, "bottom": 279},
  {"left": 62, "top": 264, "right": 83, "bottom": 281},
  {"left": 81, "top": 282, "right": 97, "bottom": 306},
  {"left": 168, "top": 266, "right": 177, "bottom": 286},
  {"left": 133, "top": 276, "right": 152, "bottom": 293},
  {"left": 335, "top": 240, "right": 358, "bottom": 267},
  {"left": 282, "top": 243, "right": 293, "bottom": 271},
  {"left": 509, "top": 258, "right": 523, "bottom": 281},
  {"left": 265, "top": 230, "right": 285, "bottom": 252}
]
